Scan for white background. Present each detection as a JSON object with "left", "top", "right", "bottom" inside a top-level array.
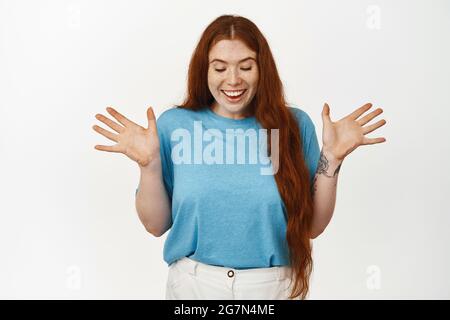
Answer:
[{"left": 1, "top": 0, "right": 449, "bottom": 299}]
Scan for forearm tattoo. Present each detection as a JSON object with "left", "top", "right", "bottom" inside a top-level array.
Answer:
[
  {"left": 317, "top": 150, "right": 342, "bottom": 178},
  {"left": 311, "top": 150, "right": 342, "bottom": 197},
  {"left": 311, "top": 175, "right": 318, "bottom": 197}
]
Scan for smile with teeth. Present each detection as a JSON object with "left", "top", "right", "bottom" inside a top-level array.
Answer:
[{"left": 222, "top": 89, "right": 246, "bottom": 98}]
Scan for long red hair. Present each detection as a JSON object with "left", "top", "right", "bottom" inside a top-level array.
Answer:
[{"left": 178, "top": 15, "right": 314, "bottom": 300}]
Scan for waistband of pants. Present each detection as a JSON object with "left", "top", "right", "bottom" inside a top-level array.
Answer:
[{"left": 173, "top": 257, "right": 292, "bottom": 282}]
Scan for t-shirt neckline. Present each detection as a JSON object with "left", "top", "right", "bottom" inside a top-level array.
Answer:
[{"left": 204, "top": 106, "right": 256, "bottom": 127}]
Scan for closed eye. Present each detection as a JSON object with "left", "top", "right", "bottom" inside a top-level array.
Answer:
[{"left": 214, "top": 67, "right": 252, "bottom": 72}]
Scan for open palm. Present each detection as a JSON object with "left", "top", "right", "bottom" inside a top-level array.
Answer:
[
  {"left": 321, "top": 102, "right": 387, "bottom": 161},
  {"left": 92, "top": 106, "right": 160, "bottom": 167}
]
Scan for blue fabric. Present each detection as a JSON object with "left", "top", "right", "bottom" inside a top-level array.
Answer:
[{"left": 136, "top": 105, "right": 321, "bottom": 269}]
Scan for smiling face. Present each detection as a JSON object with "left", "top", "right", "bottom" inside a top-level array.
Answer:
[{"left": 208, "top": 39, "right": 259, "bottom": 119}]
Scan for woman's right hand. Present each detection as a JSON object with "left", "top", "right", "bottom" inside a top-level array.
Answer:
[{"left": 93, "top": 106, "right": 160, "bottom": 168}]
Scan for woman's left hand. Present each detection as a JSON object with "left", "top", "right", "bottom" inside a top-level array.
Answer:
[{"left": 321, "top": 102, "right": 387, "bottom": 162}]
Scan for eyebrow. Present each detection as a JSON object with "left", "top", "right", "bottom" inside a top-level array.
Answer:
[{"left": 209, "top": 57, "right": 256, "bottom": 64}]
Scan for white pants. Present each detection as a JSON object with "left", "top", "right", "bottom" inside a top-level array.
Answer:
[{"left": 165, "top": 257, "right": 299, "bottom": 300}]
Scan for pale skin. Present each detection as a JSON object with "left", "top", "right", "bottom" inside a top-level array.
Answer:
[
  {"left": 92, "top": 39, "right": 387, "bottom": 239},
  {"left": 207, "top": 39, "right": 259, "bottom": 119},
  {"left": 309, "top": 102, "right": 387, "bottom": 238},
  {"left": 93, "top": 106, "right": 172, "bottom": 236},
  {"left": 207, "top": 40, "right": 388, "bottom": 238}
]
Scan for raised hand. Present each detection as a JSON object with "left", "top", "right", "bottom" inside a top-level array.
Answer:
[
  {"left": 93, "top": 106, "right": 160, "bottom": 167},
  {"left": 321, "top": 102, "right": 387, "bottom": 161}
]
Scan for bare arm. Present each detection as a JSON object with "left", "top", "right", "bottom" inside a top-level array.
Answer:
[
  {"left": 310, "top": 149, "right": 343, "bottom": 239},
  {"left": 93, "top": 106, "right": 171, "bottom": 237},
  {"left": 135, "top": 158, "right": 172, "bottom": 237},
  {"left": 309, "top": 102, "right": 387, "bottom": 238}
]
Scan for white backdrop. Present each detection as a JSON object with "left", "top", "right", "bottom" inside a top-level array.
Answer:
[{"left": 1, "top": 0, "right": 449, "bottom": 299}]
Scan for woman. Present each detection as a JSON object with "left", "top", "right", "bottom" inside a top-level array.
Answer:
[{"left": 92, "top": 15, "right": 387, "bottom": 300}]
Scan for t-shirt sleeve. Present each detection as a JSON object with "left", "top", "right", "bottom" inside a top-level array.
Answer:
[
  {"left": 291, "top": 107, "right": 321, "bottom": 185},
  {"left": 157, "top": 114, "right": 174, "bottom": 201},
  {"left": 303, "top": 119, "right": 321, "bottom": 185},
  {"left": 135, "top": 110, "right": 174, "bottom": 201}
]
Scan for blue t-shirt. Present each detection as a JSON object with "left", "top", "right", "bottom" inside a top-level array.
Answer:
[{"left": 136, "top": 105, "right": 321, "bottom": 269}]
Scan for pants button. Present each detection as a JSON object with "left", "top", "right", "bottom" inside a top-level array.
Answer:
[{"left": 227, "top": 270, "right": 234, "bottom": 278}]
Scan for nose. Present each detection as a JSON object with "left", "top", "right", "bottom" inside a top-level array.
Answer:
[{"left": 227, "top": 69, "right": 242, "bottom": 86}]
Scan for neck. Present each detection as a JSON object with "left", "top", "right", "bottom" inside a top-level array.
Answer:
[{"left": 211, "top": 102, "right": 253, "bottom": 120}]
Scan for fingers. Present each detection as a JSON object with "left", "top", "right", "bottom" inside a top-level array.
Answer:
[
  {"left": 362, "top": 136, "right": 386, "bottom": 145},
  {"left": 94, "top": 144, "right": 121, "bottom": 153},
  {"left": 147, "top": 106, "right": 157, "bottom": 131},
  {"left": 321, "top": 103, "right": 332, "bottom": 123},
  {"left": 92, "top": 124, "right": 119, "bottom": 142},
  {"left": 362, "top": 119, "right": 387, "bottom": 135},
  {"left": 95, "top": 113, "right": 124, "bottom": 133},
  {"left": 347, "top": 103, "right": 372, "bottom": 121},
  {"left": 358, "top": 108, "right": 383, "bottom": 126},
  {"left": 106, "top": 106, "right": 137, "bottom": 127}
]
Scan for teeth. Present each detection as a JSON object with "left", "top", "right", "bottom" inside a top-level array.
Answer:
[{"left": 223, "top": 90, "right": 245, "bottom": 97}]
